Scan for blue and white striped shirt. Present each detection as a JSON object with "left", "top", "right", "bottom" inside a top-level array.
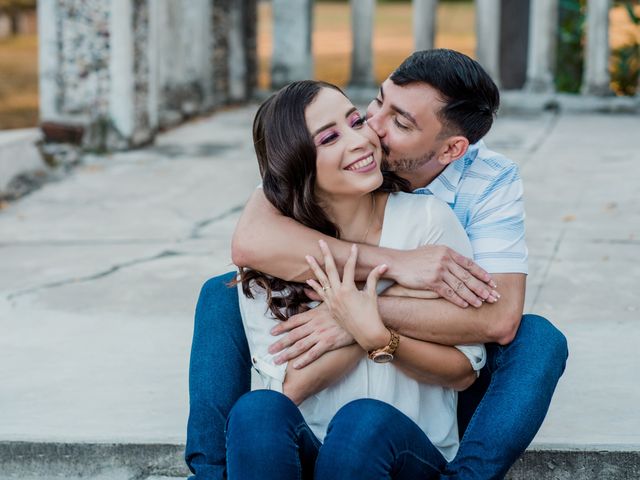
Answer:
[{"left": 413, "top": 140, "right": 528, "bottom": 274}]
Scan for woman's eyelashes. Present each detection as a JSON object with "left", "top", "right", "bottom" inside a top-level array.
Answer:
[{"left": 316, "top": 114, "right": 366, "bottom": 145}]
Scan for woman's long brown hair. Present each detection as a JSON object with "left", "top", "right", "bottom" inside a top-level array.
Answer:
[{"left": 237, "top": 80, "right": 410, "bottom": 321}]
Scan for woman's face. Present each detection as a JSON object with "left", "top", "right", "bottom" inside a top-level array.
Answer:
[{"left": 304, "top": 87, "right": 383, "bottom": 202}]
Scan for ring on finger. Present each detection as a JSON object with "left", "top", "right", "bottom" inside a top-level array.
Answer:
[
  {"left": 454, "top": 281, "right": 464, "bottom": 292},
  {"left": 322, "top": 285, "right": 330, "bottom": 292}
]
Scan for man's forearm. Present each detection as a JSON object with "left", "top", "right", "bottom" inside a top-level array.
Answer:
[
  {"left": 232, "top": 189, "right": 395, "bottom": 282},
  {"left": 379, "top": 273, "right": 525, "bottom": 346}
]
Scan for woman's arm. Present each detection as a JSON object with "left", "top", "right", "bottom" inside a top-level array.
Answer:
[{"left": 282, "top": 344, "right": 363, "bottom": 405}]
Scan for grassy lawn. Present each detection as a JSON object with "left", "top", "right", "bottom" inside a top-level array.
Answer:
[{"left": 0, "top": 34, "right": 39, "bottom": 130}]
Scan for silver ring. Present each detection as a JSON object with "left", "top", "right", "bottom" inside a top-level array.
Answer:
[{"left": 322, "top": 285, "right": 330, "bottom": 292}]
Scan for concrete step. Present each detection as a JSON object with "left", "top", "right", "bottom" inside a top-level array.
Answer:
[{"left": 1, "top": 441, "right": 639, "bottom": 479}]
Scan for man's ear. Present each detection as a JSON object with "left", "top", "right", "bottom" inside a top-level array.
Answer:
[{"left": 437, "top": 135, "right": 469, "bottom": 165}]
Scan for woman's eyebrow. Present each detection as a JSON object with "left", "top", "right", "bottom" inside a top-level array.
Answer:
[{"left": 312, "top": 107, "right": 358, "bottom": 136}]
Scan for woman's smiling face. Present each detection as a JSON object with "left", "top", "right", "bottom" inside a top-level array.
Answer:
[{"left": 304, "top": 87, "right": 383, "bottom": 202}]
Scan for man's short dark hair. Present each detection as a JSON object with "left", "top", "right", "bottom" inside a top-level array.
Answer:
[{"left": 390, "top": 49, "right": 499, "bottom": 144}]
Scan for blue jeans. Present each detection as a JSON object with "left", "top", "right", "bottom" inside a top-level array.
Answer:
[
  {"left": 186, "top": 272, "right": 569, "bottom": 480},
  {"left": 226, "top": 390, "right": 447, "bottom": 479}
]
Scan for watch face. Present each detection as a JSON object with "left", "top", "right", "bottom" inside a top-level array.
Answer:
[{"left": 372, "top": 352, "right": 394, "bottom": 364}]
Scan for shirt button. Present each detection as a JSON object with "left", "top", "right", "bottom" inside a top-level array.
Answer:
[{"left": 252, "top": 357, "right": 257, "bottom": 364}]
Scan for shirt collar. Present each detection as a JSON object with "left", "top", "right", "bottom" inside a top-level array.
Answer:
[{"left": 413, "top": 140, "right": 482, "bottom": 204}]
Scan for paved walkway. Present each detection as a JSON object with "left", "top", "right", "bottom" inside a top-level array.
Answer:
[{"left": 0, "top": 105, "right": 639, "bottom": 460}]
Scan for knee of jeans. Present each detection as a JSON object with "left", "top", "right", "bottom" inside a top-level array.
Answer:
[
  {"left": 330, "top": 398, "right": 399, "bottom": 441},
  {"left": 518, "top": 314, "right": 569, "bottom": 367},
  {"left": 199, "top": 272, "right": 237, "bottom": 299},
  {"left": 227, "top": 390, "right": 296, "bottom": 432}
]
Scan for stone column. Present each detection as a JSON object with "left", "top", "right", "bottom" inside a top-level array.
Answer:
[
  {"left": 349, "top": 0, "right": 376, "bottom": 87},
  {"left": 582, "top": 0, "right": 611, "bottom": 95},
  {"left": 413, "top": 0, "right": 437, "bottom": 52},
  {"left": 37, "top": 0, "right": 58, "bottom": 123},
  {"left": 271, "top": 0, "right": 313, "bottom": 88},
  {"left": 524, "top": 0, "right": 558, "bottom": 92},
  {"left": 475, "top": 0, "right": 501, "bottom": 87}
]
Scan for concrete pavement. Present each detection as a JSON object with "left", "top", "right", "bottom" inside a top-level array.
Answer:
[{"left": 0, "top": 105, "right": 639, "bottom": 478}]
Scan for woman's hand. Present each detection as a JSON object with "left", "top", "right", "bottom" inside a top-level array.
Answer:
[
  {"left": 305, "top": 240, "right": 390, "bottom": 352},
  {"left": 382, "top": 284, "right": 442, "bottom": 300}
]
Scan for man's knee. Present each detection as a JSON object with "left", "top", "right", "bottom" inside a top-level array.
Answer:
[{"left": 513, "top": 314, "right": 568, "bottom": 376}]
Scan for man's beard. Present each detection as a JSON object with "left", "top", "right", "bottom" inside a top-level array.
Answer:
[{"left": 381, "top": 142, "right": 437, "bottom": 173}]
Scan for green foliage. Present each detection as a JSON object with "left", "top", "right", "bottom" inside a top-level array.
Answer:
[
  {"left": 555, "top": 0, "right": 586, "bottom": 93},
  {"left": 610, "top": 1, "right": 639, "bottom": 95}
]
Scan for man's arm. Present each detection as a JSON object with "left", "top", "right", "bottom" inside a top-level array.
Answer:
[
  {"left": 232, "top": 189, "right": 496, "bottom": 307},
  {"left": 380, "top": 273, "right": 525, "bottom": 346}
]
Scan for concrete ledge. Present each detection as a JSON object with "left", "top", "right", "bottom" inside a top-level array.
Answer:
[
  {"left": 1, "top": 441, "right": 639, "bottom": 480},
  {"left": 0, "top": 128, "right": 44, "bottom": 197}
]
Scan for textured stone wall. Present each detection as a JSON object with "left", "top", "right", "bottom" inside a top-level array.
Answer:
[{"left": 39, "top": 0, "right": 258, "bottom": 151}]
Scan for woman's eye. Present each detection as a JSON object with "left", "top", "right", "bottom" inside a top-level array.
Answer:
[
  {"left": 319, "top": 133, "right": 339, "bottom": 145},
  {"left": 351, "top": 116, "right": 365, "bottom": 128}
]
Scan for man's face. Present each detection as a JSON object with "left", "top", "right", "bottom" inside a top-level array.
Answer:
[{"left": 365, "top": 78, "right": 447, "bottom": 173}]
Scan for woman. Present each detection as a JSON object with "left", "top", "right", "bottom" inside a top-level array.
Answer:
[{"left": 226, "top": 80, "right": 485, "bottom": 479}]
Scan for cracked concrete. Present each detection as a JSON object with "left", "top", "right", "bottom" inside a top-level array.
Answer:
[{"left": 0, "top": 104, "right": 639, "bottom": 471}]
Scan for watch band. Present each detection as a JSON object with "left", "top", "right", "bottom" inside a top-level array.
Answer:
[{"left": 368, "top": 328, "right": 400, "bottom": 363}]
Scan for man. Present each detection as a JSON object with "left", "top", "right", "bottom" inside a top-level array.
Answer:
[{"left": 185, "top": 49, "right": 568, "bottom": 479}]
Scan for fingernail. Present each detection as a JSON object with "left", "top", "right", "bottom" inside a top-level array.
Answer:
[
  {"left": 462, "top": 302, "right": 469, "bottom": 308},
  {"left": 493, "top": 290, "right": 501, "bottom": 299},
  {"left": 293, "top": 362, "right": 301, "bottom": 369},
  {"left": 474, "top": 300, "right": 482, "bottom": 307},
  {"left": 490, "top": 281, "right": 497, "bottom": 288}
]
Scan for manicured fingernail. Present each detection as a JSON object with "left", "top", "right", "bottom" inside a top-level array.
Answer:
[
  {"left": 293, "top": 362, "right": 301, "bottom": 369},
  {"left": 473, "top": 300, "right": 482, "bottom": 307},
  {"left": 490, "top": 281, "right": 497, "bottom": 288},
  {"left": 462, "top": 302, "right": 469, "bottom": 308},
  {"left": 492, "top": 290, "right": 501, "bottom": 299}
]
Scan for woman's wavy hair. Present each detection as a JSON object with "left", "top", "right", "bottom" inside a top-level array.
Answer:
[{"left": 237, "top": 80, "right": 410, "bottom": 321}]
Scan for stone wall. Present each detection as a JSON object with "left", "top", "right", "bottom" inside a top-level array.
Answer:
[{"left": 39, "top": 0, "right": 257, "bottom": 151}]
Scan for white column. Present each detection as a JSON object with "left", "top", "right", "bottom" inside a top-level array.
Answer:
[
  {"left": 271, "top": 0, "right": 313, "bottom": 88},
  {"left": 525, "top": 0, "right": 559, "bottom": 93},
  {"left": 349, "top": 0, "right": 376, "bottom": 87},
  {"left": 413, "top": 0, "right": 437, "bottom": 51},
  {"left": 582, "top": 0, "right": 611, "bottom": 95},
  {"left": 475, "top": 0, "right": 501, "bottom": 87},
  {"left": 37, "top": 0, "right": 59, "bottom": 121},
  {"left": 109, "top": 0, "right": 135, "bottom": 138}
]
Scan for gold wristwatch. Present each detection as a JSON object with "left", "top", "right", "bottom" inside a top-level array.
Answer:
[{"left": 367, "top": 328, "right": 400, "bottom": 364}]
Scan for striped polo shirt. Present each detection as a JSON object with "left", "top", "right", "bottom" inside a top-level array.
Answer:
[{"left": 413, "top": 140, "right": 528, "bottom": 274}]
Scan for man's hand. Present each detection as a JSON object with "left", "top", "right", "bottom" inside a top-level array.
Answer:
[
  {"left": 269, "top": 302, "right": 355, "bottom": 369},
  {"left": 388, "top": 245, "right": 499, "bottom": 309}
]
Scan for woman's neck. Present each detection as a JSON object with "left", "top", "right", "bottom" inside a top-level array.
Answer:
[{"left": 321, "top": 192, "right": 386, "bottom": 245}]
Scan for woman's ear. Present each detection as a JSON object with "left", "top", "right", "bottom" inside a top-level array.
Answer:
[{"left": 437, "top": 136, "right": 470, "bottom": 166}]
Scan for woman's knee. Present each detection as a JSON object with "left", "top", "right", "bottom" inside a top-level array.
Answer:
[
  {"left": 227, "top": 390, "right": 297, "bottom": 432},
  {"left": 328, "top": 398, "right": 402, "bottom": 442}
]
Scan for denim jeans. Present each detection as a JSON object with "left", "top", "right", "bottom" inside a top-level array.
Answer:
[
  {"left": 185, "top": 272, "right": 568, "bottom": 480},
  {"left": 226, "top": 390, "right": 447, "bottom": 480}
]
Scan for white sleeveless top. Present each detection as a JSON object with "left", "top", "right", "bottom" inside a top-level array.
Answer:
[{"left": 238, "top": 192, "right": 486, "bottom": 461}]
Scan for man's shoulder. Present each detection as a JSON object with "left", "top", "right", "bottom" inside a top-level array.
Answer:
[
  {"left": 466, "top": 141, "right": 519, "bottom": 176},
  {"left": 458, "top": 141, "right": 522, "bottom": 193}
]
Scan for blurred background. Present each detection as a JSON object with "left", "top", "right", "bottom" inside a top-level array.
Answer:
[
  {"left": 0, "top": 0, "right": 639, "bottom": 130},
  {"left": 1, "top": 1, "right": 639, "bottom": 479}
]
